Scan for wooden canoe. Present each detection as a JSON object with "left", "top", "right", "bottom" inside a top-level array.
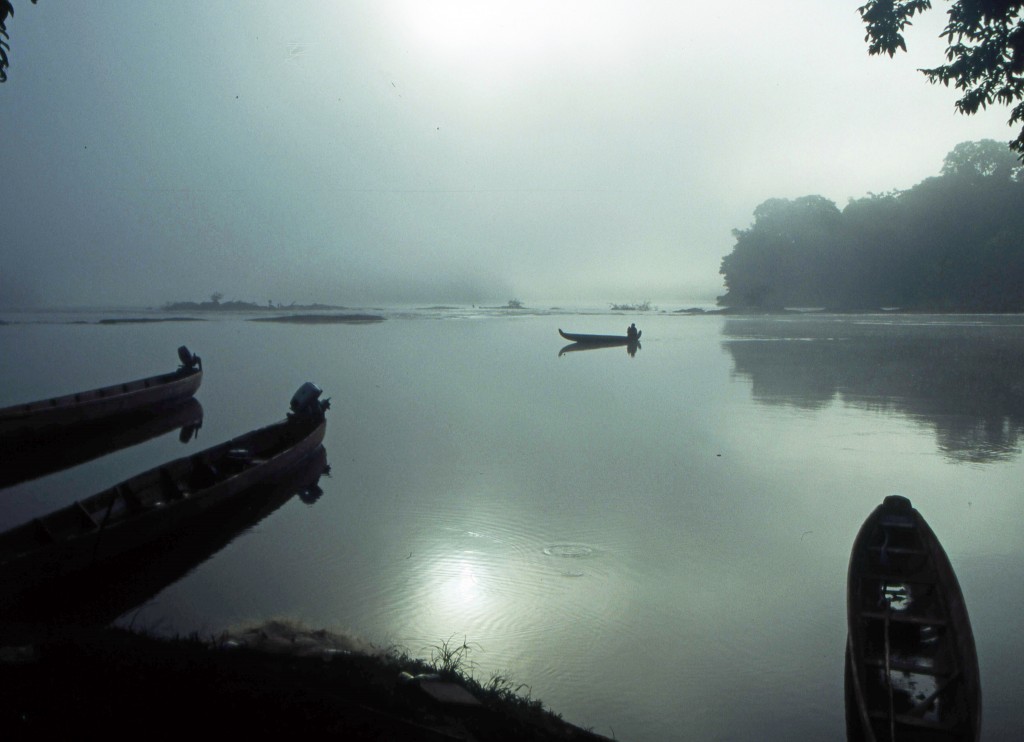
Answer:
[
  {"left": 846, "top": 495, "right": 981, "bottom": 741},
  {"left": 558, "top": 328, "right": 641, "bottom": 344},
  {"left": 0, "top": 346, "right": 203, "bottom": 436},
  {"left": 0, "top": 383, "right": 329, "bottom": 597},
  {"left": 0, "top": 446, "right": 330, "bottom": 641}
]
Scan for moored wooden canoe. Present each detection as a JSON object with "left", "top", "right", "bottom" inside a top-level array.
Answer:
[
  {"left": 558, "top": 328, "right": 641, "bottom": 344},
  {"left": 846, "top": 495, "right": 981, "bottom": 741},
  {"left": 0, "top": 382, "right": 330, "bottom": 597},
  {"left": 0, "top": 346, "right": 203, "bottom": 436},
  {"left": 0, "top": 446, "right": 330, "bottom": 640}
]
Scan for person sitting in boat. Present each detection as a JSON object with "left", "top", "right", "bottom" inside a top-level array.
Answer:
[{"left": 626, "top": 323, "right": 639, "bottom": 341}]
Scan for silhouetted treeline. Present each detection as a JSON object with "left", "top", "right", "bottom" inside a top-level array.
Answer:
[{"left": 718, "top": 140, "right": 1024, "bottom": 311}]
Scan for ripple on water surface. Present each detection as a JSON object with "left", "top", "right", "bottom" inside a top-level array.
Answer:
[
  {"left": 542, "top": 543, "right": 596, "bottom": 559},
  {"left": 361, "top": 506, "right": 643, "bottom": 677}
]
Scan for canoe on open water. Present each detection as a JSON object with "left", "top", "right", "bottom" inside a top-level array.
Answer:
[
  {"left": 558, "top": 329, "right": 641, "bottom": 344},
  {"left": 846, "top": 495, "right": 981, "bottom": 741},
  {"left": 0, "top": 382, "right": 330, "bottom": 599},
  {"left": 0, "top": 346, "right": 203, "bottom": 436}
]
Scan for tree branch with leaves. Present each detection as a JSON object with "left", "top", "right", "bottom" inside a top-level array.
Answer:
[
  {"left": 0, "top": 0, "right": 37, "bottom": 83},
  {"left": 859, "top": 1, "right": 1024, "bottom": 156}
]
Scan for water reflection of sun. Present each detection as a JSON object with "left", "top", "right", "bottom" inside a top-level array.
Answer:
[
  {"left": 410, "top": 540, "right": 514, "bottom": 640},
  {"left": 445, "top": 556, "right": 483, "bottom": 608}
]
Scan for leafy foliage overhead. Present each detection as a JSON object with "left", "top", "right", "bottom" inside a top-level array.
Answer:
[
  {"left": 0, "top": 0, "right": 36, "bottom": 83},
  {"left": 859, "top": 1, "right": 1024, "bottom": 155}
]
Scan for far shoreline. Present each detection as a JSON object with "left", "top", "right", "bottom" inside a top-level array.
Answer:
[
  {"left": 248, "top": 314, "right": 386, "bottom": 324},
  {"left": 5, "top": 303, "right": 1024, "bottom": 322}
]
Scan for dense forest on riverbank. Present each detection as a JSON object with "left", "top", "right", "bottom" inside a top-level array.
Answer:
[{"left": 718, "top": 140, "right": 1024, "bottom": 311}]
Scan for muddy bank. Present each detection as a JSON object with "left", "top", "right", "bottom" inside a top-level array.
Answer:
[{"left": 0, "top": 621, "right": 610, "bottom": 741}]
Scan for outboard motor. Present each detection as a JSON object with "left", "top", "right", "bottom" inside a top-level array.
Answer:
[
  {"left": 290, "top": 381, "right": 330, "bottom": 420},
  {"left": 179, "top": 422, "right": 201, "bottom": 443},
  {"left": 298, "top": 484, "right": 325, "bottom": 506},
  {"left": 178, "top": 345, "right": 201, "bottom": 371}
]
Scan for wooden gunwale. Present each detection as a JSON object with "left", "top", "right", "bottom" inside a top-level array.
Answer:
[
  {"left": 557, "top": 328, "right": 639, "bottom": 344},
  {"left": 0, "top": 413, "right": 325, "bottom": 592},
  {"left": 0, "top": 368, "right": 202, "bottom": 435}
]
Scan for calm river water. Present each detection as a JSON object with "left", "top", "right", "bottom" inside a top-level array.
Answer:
[{"left": 2, "top": 307, "right": 1023, "bottom": 740}]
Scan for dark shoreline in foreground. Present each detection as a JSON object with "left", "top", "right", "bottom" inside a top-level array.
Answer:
[{"left": 0, "top": 622, "right": 610, "bottom": 741}]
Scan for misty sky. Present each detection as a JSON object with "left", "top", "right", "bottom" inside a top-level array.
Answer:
[{"left": 1, "top": 1, "right": 1019, "bottom": 308}]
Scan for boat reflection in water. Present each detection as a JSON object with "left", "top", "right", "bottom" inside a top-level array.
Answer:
[
  {"left": 558, "top": 340, "right": 641, "bottom": 358},
  {"left": 0, "top": 446, "right": 330, "bottom": 642},
  {"left": 0, "top": 398, "right": 205, "bottom": 490},
  {"left": 845, "top": 495, "right": 981, "bottom": 741}
]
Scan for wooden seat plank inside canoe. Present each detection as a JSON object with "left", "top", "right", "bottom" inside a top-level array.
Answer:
[
  {"left": 863, "top": 655, "right": 952, "bottom": 676},
  {"left": 857, "top": 572, "right": 937, "bottom": 585},
  {"left": 32, "top": 518, "right": 56, "bottom": 544},
  {"left": 859, "top": 609, "right": 947, "bottom": 626},
  {"left": 907, "top": 670, "right": 964, "bottom": 718},
  {"left": 869, "top": 709, "right": 960, "bottom": 731},
  {"left": 119, "top": 484, "right": 143, "bottom": 510},
  {"left": 75, "top": 501, "right": 100, "bottom": 529},
  {"left": 161, "top": 467, "right": 189, "bottom": 500}
]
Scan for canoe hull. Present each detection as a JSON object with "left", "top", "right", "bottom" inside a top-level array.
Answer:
[
  {"left": 558, "top": 328, "right": 641, "bottom": 344},
  {"left": 0, "top": 410, "right": 326, "bottom": 596},
  {"left": 0, "top": 368, "right": 203, "bottom": 436},
  {"left": 846, "top": 495, "right": 981, "bottom": 741},
  {"left": 0, "top": 446, "right": 329, "bottom": 639}
]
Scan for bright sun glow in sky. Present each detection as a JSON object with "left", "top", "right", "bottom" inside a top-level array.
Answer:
[{"left": 396, "top": 1, "right": 627, "bottom": 64}]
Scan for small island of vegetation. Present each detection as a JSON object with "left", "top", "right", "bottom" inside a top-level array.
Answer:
[
  {"left": 610, "top": 301, "right": 654, "bottom": 312},
  {"left": 159, "top": 295, "right": 385, "bottom": 324},
  {"left": 718, "top": 140, "right": 1024, "bottom": 312},
  {"left": 163, "top": 293, "right": 352, "bottom": 312}
]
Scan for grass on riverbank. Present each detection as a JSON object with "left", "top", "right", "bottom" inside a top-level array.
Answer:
[{"left": 0, "top": 620, "right": 612, "bottom": 741}]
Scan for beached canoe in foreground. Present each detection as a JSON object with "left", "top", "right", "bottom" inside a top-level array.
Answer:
[
  {"left": 846, "top": 495, "right": 981, "bottom": 741},
  {"left": 0, "top": 446, "right": 330, "bottom": 640},
  {"left": 0, "top": 346, "right": 203, "bottom": 436},
  {"left": 558, "top": 328, "right": 641, "bottom": 344},
  {"left": 0, "top": 382, "right": 330, "bottom": 596}
]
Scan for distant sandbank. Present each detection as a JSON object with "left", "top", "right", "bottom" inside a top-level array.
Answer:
[
  {"left": 95, "top": 317, "right": 206, "bottom": 325},
  {"left": 248, "top": 314, "right": 385, "bottom": 324}
]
